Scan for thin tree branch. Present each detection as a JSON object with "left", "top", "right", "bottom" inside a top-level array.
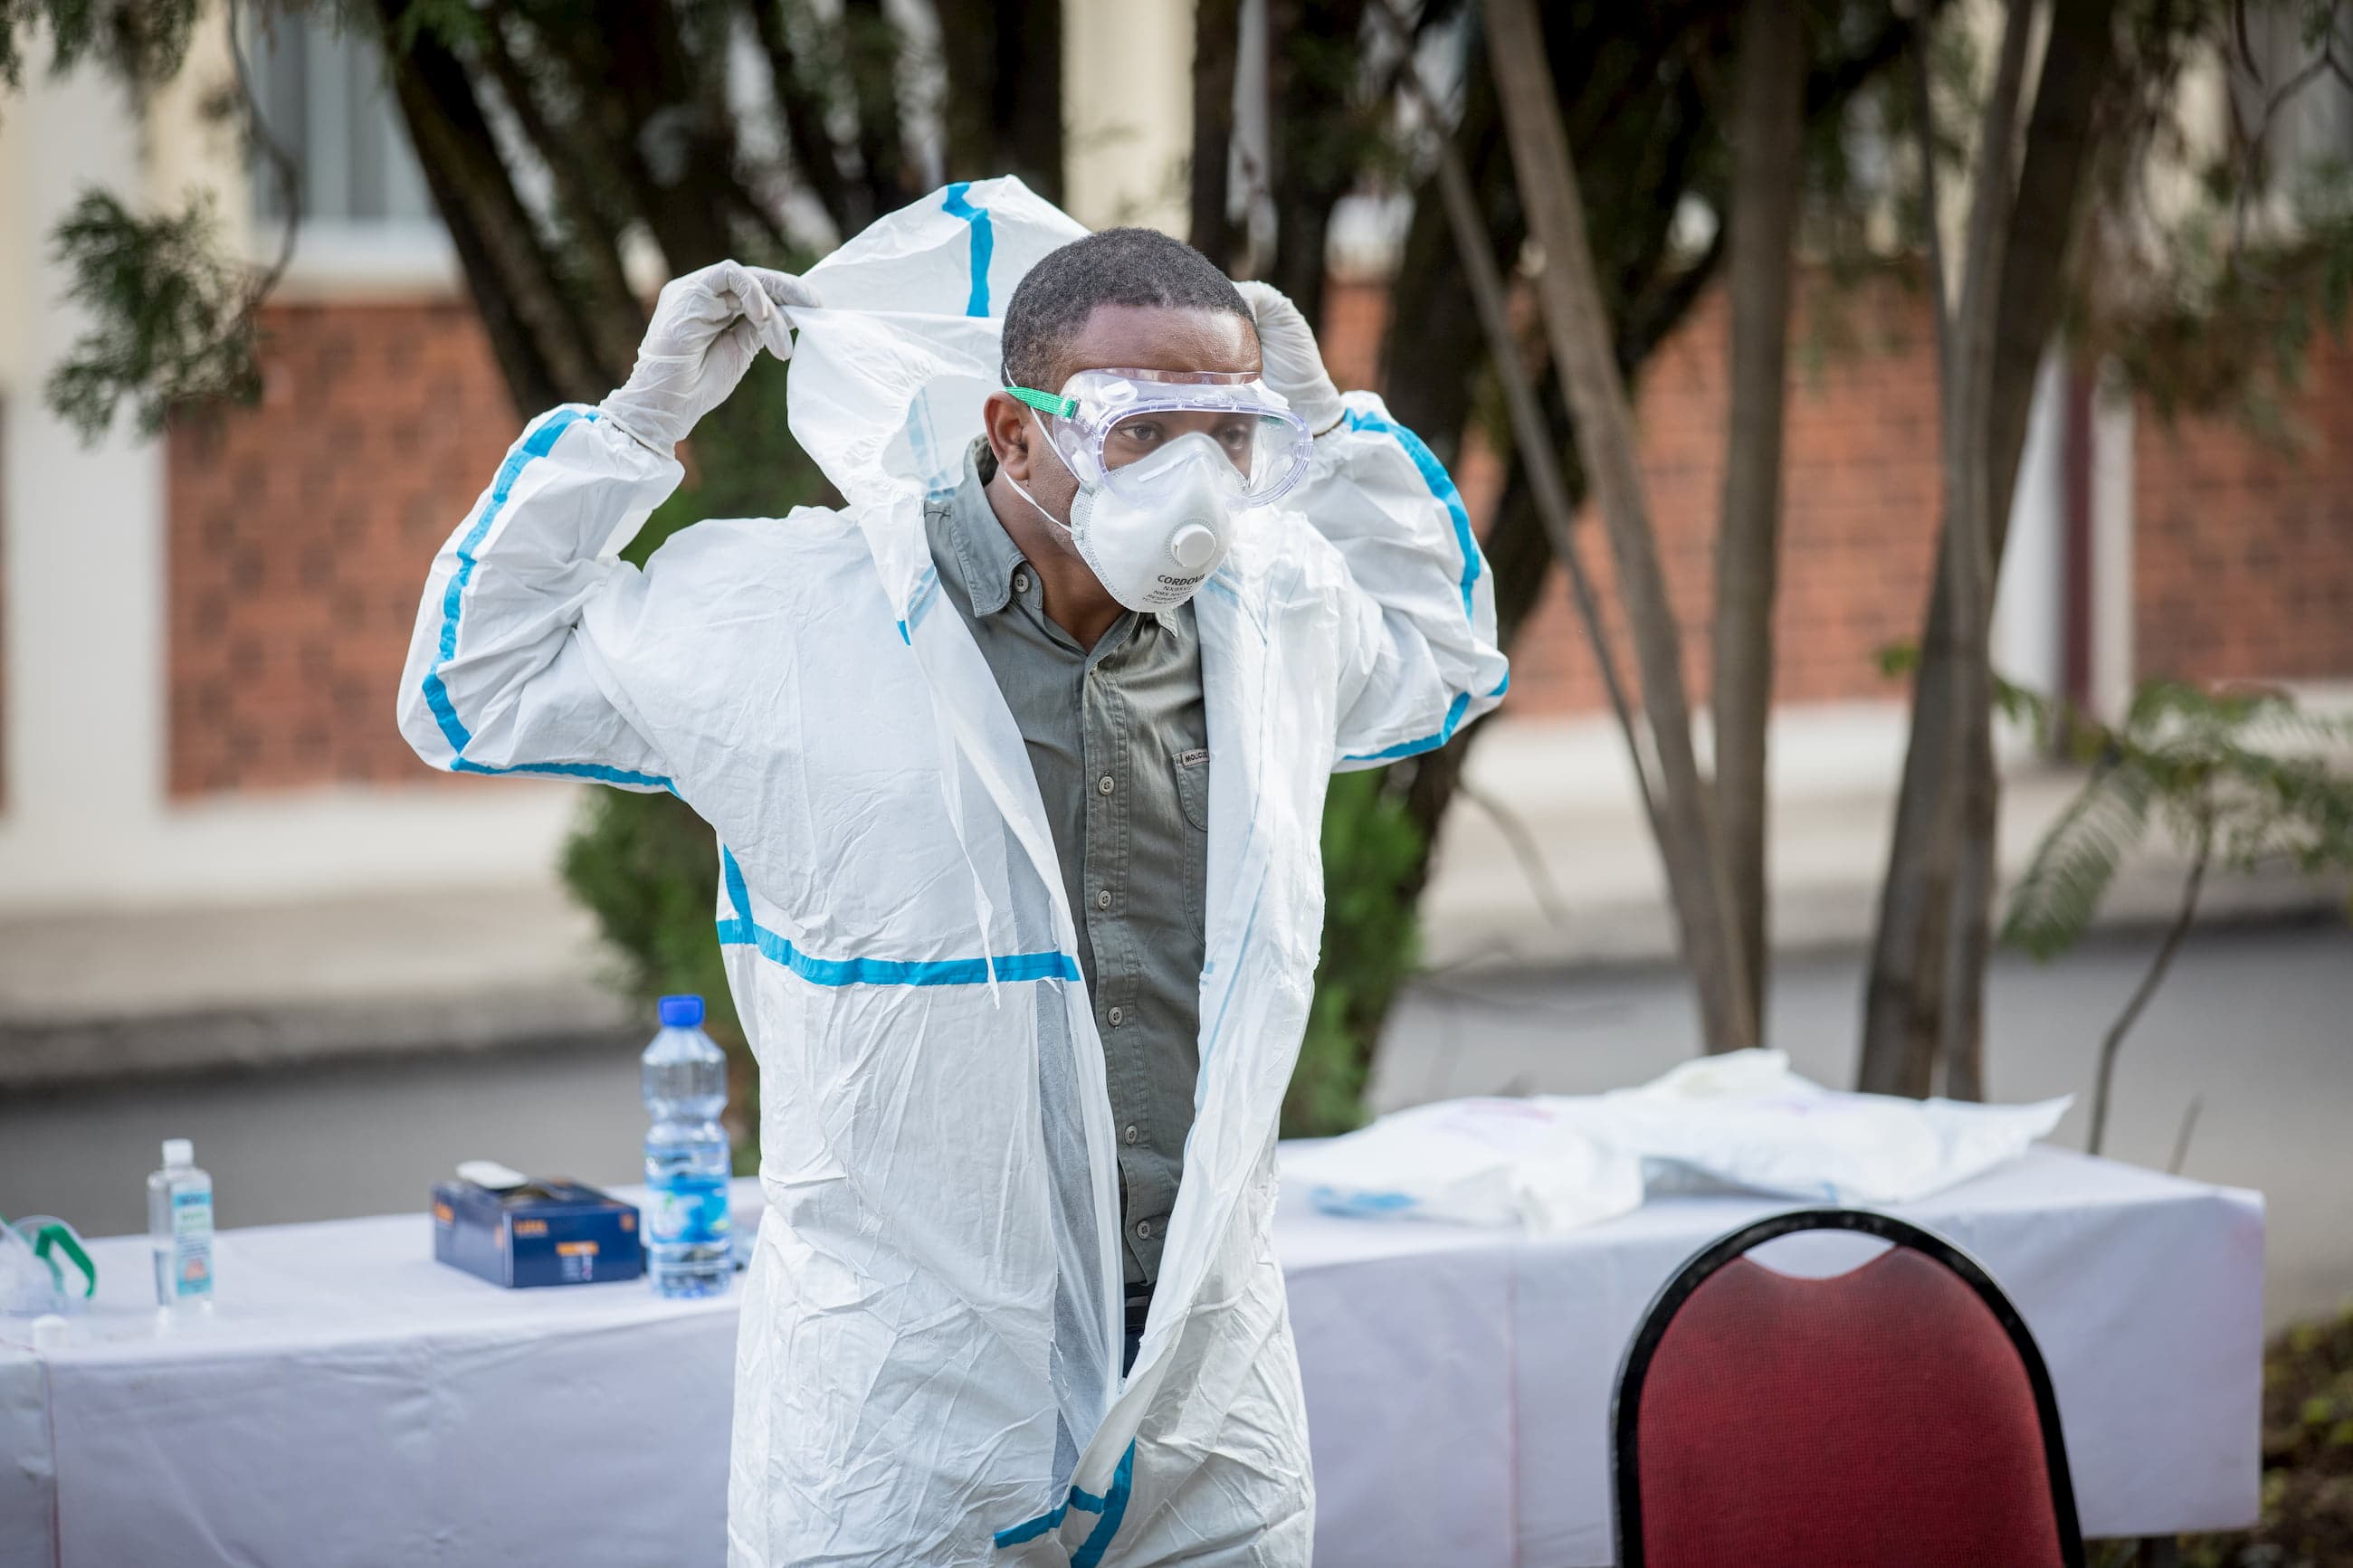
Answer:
[
  {"left": 1484, "top": 0, "right": 1756, "bottom": 1051},
  {"left": 2167, "top": 1093, "right": 2204, "bottom": 1175},
  {"left": 1372, "top": 0, "right": 1665, "bottom": 844},
  {"left": 1457, "top": 779, "right": 1573, "bottom": 930},
  {"left": 2089, "top": 822, "right": 2210, "bottom": 1157},
  {"left": 226, "top": 0, "right": 298, "bottom": 300}
]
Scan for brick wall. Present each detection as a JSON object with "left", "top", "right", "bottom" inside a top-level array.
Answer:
[
  {"left": 167, "top": 301, "right": 516, "bottom": 796},
  {"left": 1323, "top": 277, "right": 1947, "bottom": 717},
  {"left": 157, "top": 281, "right": 2353, "bottom": 800},
  {"left": 2133, "top": 331, "right": 2353, "bottom": 686}
]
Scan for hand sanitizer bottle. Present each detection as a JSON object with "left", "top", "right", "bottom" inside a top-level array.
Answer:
[{"left": 148, "top": 1138, "right": 215, "bottom": 1311}]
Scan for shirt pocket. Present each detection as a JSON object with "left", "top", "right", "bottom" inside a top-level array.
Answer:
[{"left": 1174, "top": 748, "right": 1211, "bottom": 939}]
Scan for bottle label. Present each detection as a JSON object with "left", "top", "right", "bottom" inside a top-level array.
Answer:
[
  {"left": 647, "top": 1174, "right": 730, "bottom": 1246},
  {"left": 171, "top": 1190, "right": 214, "bottom": 1299}
]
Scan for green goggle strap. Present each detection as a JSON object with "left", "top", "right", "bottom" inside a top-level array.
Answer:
[
  {"left": 35, "top": 1225, "right": 96, "bottom": 1297},
  {"left": 2, "top": 1211, "right": 98, "bottom": 1299},
  {"left": 1004, "top": 385, "right": 1078, "bottom": 420}
]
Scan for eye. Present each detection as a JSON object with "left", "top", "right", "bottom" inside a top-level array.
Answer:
[{"left": 1215, "top": 420, "right": 1253, "bottom": 452}]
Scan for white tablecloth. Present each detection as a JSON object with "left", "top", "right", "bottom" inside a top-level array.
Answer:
[{"left": 1, "top": 1147, "right": 2260, "bottom": 1567}]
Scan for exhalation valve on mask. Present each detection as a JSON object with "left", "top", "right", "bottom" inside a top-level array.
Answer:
[{"left": 1008, "top": 423, "right": 1243, "bottom": 613}]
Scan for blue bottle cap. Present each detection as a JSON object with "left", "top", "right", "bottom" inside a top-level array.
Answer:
[{"left": 658, "top": 993, "right": 705, "bottom": 1028}]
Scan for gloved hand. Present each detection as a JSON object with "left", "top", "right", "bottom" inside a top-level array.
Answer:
[
  {"left": 598, "top": 261, "right": 820, "bottom": 453},
  {"left": 1236, "top": 280, "right": 1345, "bottom": 437}
]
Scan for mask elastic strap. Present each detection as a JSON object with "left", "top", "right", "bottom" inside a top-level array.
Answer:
[{"left": 999, "top": 409, "right": 1082, "bottom": 539}]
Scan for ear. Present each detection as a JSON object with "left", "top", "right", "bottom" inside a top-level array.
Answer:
[{"left": 982, "top": 391, "right": 1038, "bottom": 483}]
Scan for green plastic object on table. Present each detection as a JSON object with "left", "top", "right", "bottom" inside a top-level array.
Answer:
[{"left": 0, "top": 1210, "right": 98, "bottom": 1316}]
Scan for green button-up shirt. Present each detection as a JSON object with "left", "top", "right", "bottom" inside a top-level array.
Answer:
[{"left": 925, "top": 445, "right": 1209, "bottom": 1290}]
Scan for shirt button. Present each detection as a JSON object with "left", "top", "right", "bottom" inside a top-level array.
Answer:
[
  {"left": 1096, "top": 889, "right": 1112, "bottom": 910},
  {"left": 1123, "top": 1124, "right": 1139, "bottom": 1144},
  {"left": 1108, "top": 1006, "right": 1125, "bottom": 1026},
  {"left": 1097, "top": 774, "right": 1115, "bottom": 795},
  {"left": 1013, "top": 570, "right": 1030, "bottom": 593},
  {"left": 1135, "top": 1220, "right": 1152, "bottom": 1240}
]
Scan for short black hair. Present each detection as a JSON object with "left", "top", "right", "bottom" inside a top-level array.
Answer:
[{"left": 999, "top": 227, "right": 1254, "bottom": 391}]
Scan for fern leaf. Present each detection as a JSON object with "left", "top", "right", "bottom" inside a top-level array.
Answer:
[{"left": 2002, "top": 759, "right": 2156, "bottom": 960}]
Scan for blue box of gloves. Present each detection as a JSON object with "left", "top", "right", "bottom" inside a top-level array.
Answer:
[{"left": 431, "top": 1177, "right": 643, "bottom": 1288}]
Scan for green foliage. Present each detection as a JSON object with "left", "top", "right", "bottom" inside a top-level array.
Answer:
[
  {"left": 2002, "top": 755, "right": 2157, "bottom": 961},
  {"left": 1286, "top": 767, "right": 1427, "bottom": 1139},
  {"left": 560, "top": 785, "right": 736, "bottom": 1041},
  {"left": 2077, "top": 4, "right": 2353, "bottom": 437},
  {"left": 556, "top": 353, "right": 828, "bottom": 1168},
  {"left": 45, "top": 190, "right": 262, "bottom": 441},
  {"left": 559, "top": 784, "right": 762, "bottom": 1170},
  {"left": 2003, "top": 680, "right": 2353, "bottom": 961},
  {"left": 2174, "top": 1304, "right": 2353, "bottom": 1567},
  {"left": 0, "top": 0, "right": 200, "bottom": 100}
]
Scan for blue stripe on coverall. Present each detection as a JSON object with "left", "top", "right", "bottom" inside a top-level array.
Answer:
[
  {"left": 942, "top": 182, "right": 996, "bottom": 317},
  {"left": 993, "top": 1440, "right": 1136, "bottom": 1559},
  {"left": 714, "top": 848, "right": 1079, "bottom": 988},
  {"left": 1335, "top": 407, "right": 1510, "bottom": 765},
  {"left": 419, "top": 406, "right": 674, "bottom": 791}
]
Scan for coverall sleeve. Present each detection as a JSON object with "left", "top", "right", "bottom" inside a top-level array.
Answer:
[
  {"left": 395, "top": 405, "right": 683, "bottom": 791},
  {"left": 1298, "top": 392, "right": 1511, "bottom": 771}
]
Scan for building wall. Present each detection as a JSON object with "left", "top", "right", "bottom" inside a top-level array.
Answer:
[
  {"left": 112, "top": 276, "right": 2353, "bottom": 804},
  {"left": 2133, "top": 331, "right": 2353, "bottom": 686},
  {"left": 1325, "top": 278, "right": 1955, "bottom": 718},
  {"left": 1331, "top": 273, "right": 2353, "bottom": 721},
  {"left": 167, "top": 301, "right": 513, "bottom": 795}
]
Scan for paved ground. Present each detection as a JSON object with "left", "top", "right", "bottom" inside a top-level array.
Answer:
[{"left": 6, "top": 917, "right": 2345, "bottom": 1326}]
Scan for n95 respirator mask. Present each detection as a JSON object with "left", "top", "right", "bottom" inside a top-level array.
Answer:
[{"left": 999, "top": 367, "right": 1314, "bottom": 613}]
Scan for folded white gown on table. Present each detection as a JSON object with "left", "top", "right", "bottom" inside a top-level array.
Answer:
[{"left": 1282, "top": 1049, "right": 2072, "bottom": 1231}]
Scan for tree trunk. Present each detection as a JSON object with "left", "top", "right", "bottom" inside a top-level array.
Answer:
[
  {"left": 938, "top": 0, "right": 1064, "bottom": 203},
  {"left": 1316, "top": 1, "right": 1911, "bottom": 1108},
  {"left": 1188, "top": 0, "right": 1243, "bottom": 269},
  {"left": 748, "top": 0, "right": 856, "bottom": 237},
  {"left": 378, "top": 3, "right": 606, "bottom": 413},
  {"left": 1482, "top": 0, "right": 1756, "bottom": 1052},
  {"left": 1264, "top": 0, "right": 1368, "bottom": 327},
  {"left": 475, "top": 13, "right": 643, "bottom": 386},
  {"left": 1941, "top": 725, "right": 1997, "bottom": 1098},
  {"left": 1710, "top": 0, "right": 1807, "bottom": 1037},
  {"left": 587, "top": 2, "right": 759, "bottom": 271},
  {"left": 842, "top": 0, "right": 914, "bottom": 229},
  {"left": 1860, "top": 0, "right": 2120, "bottom": 1094},
  {"left": 1891, "top": 0, "right": 2034, "bottom": 1095},
  {"left": 1930, "top": 8, "right": 2039, "bottom": 1099}
]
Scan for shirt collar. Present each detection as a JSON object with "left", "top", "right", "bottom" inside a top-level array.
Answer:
[
  {"left": 936, "top": 440, "right": 1184, "bottom": 639},
  {"left": 943, "top": 442, "right": 1030, "bottom": 619}
]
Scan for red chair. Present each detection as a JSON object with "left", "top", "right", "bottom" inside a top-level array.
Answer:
[{"left": 1612, "top": 1209, "right": 2086, "bottom": 1568}]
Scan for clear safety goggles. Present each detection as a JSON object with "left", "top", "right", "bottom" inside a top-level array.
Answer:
[{"left": 1005, "top": 368, "right": 1314, "bottom": 507}]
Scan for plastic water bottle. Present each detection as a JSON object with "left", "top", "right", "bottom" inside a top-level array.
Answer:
[
  {"left": 643, "top": 994, "right": 732, "bottom": 1297},
  {"left": 148, "top": 1138, "right": 215, "bottom": 1311}
]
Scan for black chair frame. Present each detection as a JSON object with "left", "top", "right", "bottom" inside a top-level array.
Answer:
[{"left": 1610, "top": 1206, "right": 2087, "bottom": 1568}]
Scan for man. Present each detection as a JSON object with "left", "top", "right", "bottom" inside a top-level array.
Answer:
[{"left": 398, "top": 178, "right": 1504, "bottom": 1566}]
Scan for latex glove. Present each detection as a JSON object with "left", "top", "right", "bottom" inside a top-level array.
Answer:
[
  {"left": 598, "top": 261, "right": 820, "bottom": 453},
  {"left": 1236, "top": 280, "right": 1345, "bottom": 437}
]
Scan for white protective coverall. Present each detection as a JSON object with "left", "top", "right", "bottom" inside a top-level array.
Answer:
[{"left": 397, "top": 176, "right": 1508, "bottom": 1566}]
